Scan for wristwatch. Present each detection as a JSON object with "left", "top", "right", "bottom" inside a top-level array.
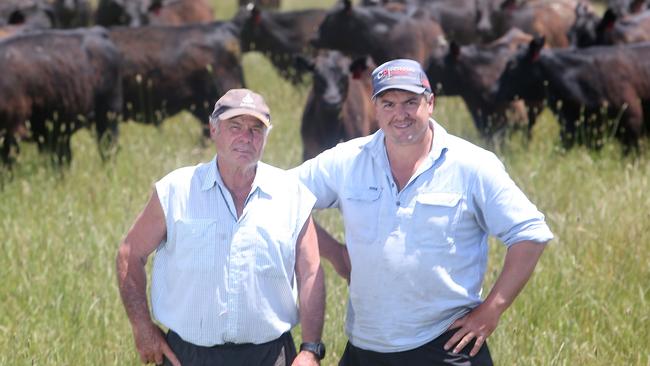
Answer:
[{"left": 300, "top": 341, "right": 326, "bottom": 360}]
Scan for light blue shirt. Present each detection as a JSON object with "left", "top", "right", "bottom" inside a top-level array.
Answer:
[
  {"left": 151, "top": 156, "right": 316, "bottom": 346},
  {"left": 295, "top": 120, "right": 553, "bottom": 352}
]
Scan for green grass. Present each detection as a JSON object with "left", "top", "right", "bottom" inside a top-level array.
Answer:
[{"left": 1, "top": 1, "right": 649, "bottom": 365}]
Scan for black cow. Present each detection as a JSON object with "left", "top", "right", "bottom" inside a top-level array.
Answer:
[
  {"left": 426, "top": 28, "right": 540, "bottom": 143},
  {"left": 0, "top": 28, "right": 122, "bottom": 165},
  {"left": 96, "top": 0, "right": 213, "bottom": 27},
  {"left": 569, "top": 6, "right": 650, "bottom": 47},
  {"left": 298, "top": 51, "right": 377, "bottom": 160},
  {"left": 108, "top": 21, "right": 244, "bottom": 136},
  {"left": 312, "top": 0, "right": 447, "bottom": 65},
  {"left": 233, "top": 5, "right": 326, "bottom": 83},
  {"left": 496, "top": 37, "right": 650, "bottom": 151}
]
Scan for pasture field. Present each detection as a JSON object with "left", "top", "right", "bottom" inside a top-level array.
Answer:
[{"left": 1, "top": 0, "right": 649, "bottom": 365}]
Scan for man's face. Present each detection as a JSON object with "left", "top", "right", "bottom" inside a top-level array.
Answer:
[
  {"left": 374, "top": 90, "right": 434, "bottom": 146},
  {"left": 211, "top": 115, "right": 267, "bottom": 168}
]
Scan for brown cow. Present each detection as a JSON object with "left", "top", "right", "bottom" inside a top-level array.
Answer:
[
  {"left": 484, "top": 0, "right": 581, "bottom": 47},
  {"left": 108, "top": 21, "right": 244, "bottom": 136},
  {"left": 0, "top": 27, "right": 122, "bottom": 165},
  {"left": 147, "top": 0, "right": 214, "bottom": 26},
  {"left": 312, "top": 0, "right": 447, "bottom": 65},
  {"left": 298, "top": 51, "right": 377, "bottom": 160},
  {"left": 96, "top": 0, "right": 213, "bottom": 27}
]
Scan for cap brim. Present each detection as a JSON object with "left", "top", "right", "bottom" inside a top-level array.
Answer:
[
  {"left": 372, "top": 85, "right": 427, "bottom": 99},
  {"left": 218, "top": 108, "right": 271, "bottom": 127}
]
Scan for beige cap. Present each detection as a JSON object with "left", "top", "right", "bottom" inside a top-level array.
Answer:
[{"left": 210, "top": 88, "right": 271, "bottom": 127}]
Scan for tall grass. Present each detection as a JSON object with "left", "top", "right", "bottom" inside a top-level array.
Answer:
[{"left": 1, "top": 1, "right": 648, "bottom": 365}]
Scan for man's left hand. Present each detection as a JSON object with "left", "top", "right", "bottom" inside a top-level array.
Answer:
[
  {"left": 291, "top": 350, "right": 320, "bottom": 366},
  {"left": 443, "top": 302, "right": 502, "bottom": 357}
]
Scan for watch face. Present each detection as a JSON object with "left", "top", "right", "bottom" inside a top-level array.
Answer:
[{"left": 316, "top": 343, "right": 325, "bottom": 357}]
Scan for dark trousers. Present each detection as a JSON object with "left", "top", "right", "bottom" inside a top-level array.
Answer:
[
  {"left": 162, "top": 330, "right": 297, "bottom": 366},
  {"left": 339, "top": 329, "right": 493, "bottom": 366}
]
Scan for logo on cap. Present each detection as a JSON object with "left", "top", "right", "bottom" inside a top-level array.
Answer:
[
  {"left": 376, "top": 67, "right": 417, "bottom": 80},
  {"left": 240, "top": 93, "right": 256, "bottom": 108}
]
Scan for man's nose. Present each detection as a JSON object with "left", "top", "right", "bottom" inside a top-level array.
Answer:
[
  {"left": 395, "top": 104, "right": 410, "bottom": 118},
  {"left": 241, "top": 128, "right": 255, "bottom": 142}
]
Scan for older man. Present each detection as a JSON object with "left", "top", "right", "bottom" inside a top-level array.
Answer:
[
  {"left": 116, "top": 89, "right": 326, "bottom": 366},
  {"left": 295, "top": 59, "right": 554, "bottom": 365}
]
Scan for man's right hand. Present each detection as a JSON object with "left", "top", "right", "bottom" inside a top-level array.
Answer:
[{"left": 133, "top": 322, "right": 181, "bottom": 366}]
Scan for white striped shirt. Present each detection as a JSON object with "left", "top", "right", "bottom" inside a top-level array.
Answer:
[{"left": 151, "top": 156, "right": 315, "bottom": 346}]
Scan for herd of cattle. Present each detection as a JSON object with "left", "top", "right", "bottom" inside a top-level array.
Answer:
[{"left": 1, "top": 0, "right": 650, "bottom": 166}]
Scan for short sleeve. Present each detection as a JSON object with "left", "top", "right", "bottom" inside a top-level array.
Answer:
[
  {"left": 471, "top": 154, "right": 554, "bottom": 247},
  {"left": 155, "top": 174, "right": 172, "bottom": 221}
]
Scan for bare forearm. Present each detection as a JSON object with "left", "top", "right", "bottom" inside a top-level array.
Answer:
[
  {"left": 116, "top": 244, "right": 153, "bottom": 329},
  {"left": 314, "top": 224, "right": 350, "bottom": 280},
  {"left": 444, "top": 240, "right": 547, "bottom": 355},
  {"left": 298, "top": 265, "right": 326, "bottom": 343},
  {"left": 483, "top": 240, "right": 546, "bottom": 313}
]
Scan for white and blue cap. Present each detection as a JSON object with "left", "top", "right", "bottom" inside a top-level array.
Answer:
[{"left": 371, "top": 59, "right": 432, "bottom": 99}]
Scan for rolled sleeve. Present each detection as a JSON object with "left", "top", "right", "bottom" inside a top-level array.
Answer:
[{"left": 472, "top": 156, "right": 554, "bottom": 247}]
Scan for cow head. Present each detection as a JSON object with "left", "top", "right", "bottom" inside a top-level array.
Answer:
[
  {"left": 306, "top": 51, "right": 352, "bottom": 109},
  {"left": 568, "top": 3, "right": 601, "bottom": 47},
  {"left": 475, "top": 0, "right": 495, "bottom": 37},
  {"left": 7, "top": 10, "right": 25, "bottom": 25},
  {"left": 495, "top": 36, "right": 546, "bottom": 104},
  {"left": 596, "top": 9, "right": 617, "bottom": 36}
]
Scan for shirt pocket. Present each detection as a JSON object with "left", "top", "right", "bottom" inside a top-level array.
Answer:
[
  {"left": 342, "top": 186, "right": 382, "bottom": 245},
  {"left": 173, "top": 219, "right": 217, "bottom": 271},
  {"left": 412, "top": 192, "right": 463, "bottom": 247}
]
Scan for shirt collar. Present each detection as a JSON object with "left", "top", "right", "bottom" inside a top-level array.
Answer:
[
  {"left": 201, "top": 155, "right": 273, "bottom": 198},
  {"left": 428, "top": 118, "right": 449, "bottom": 164},
  {"left": 201, "top": 155, "right": 219, "bottom": 191}
]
